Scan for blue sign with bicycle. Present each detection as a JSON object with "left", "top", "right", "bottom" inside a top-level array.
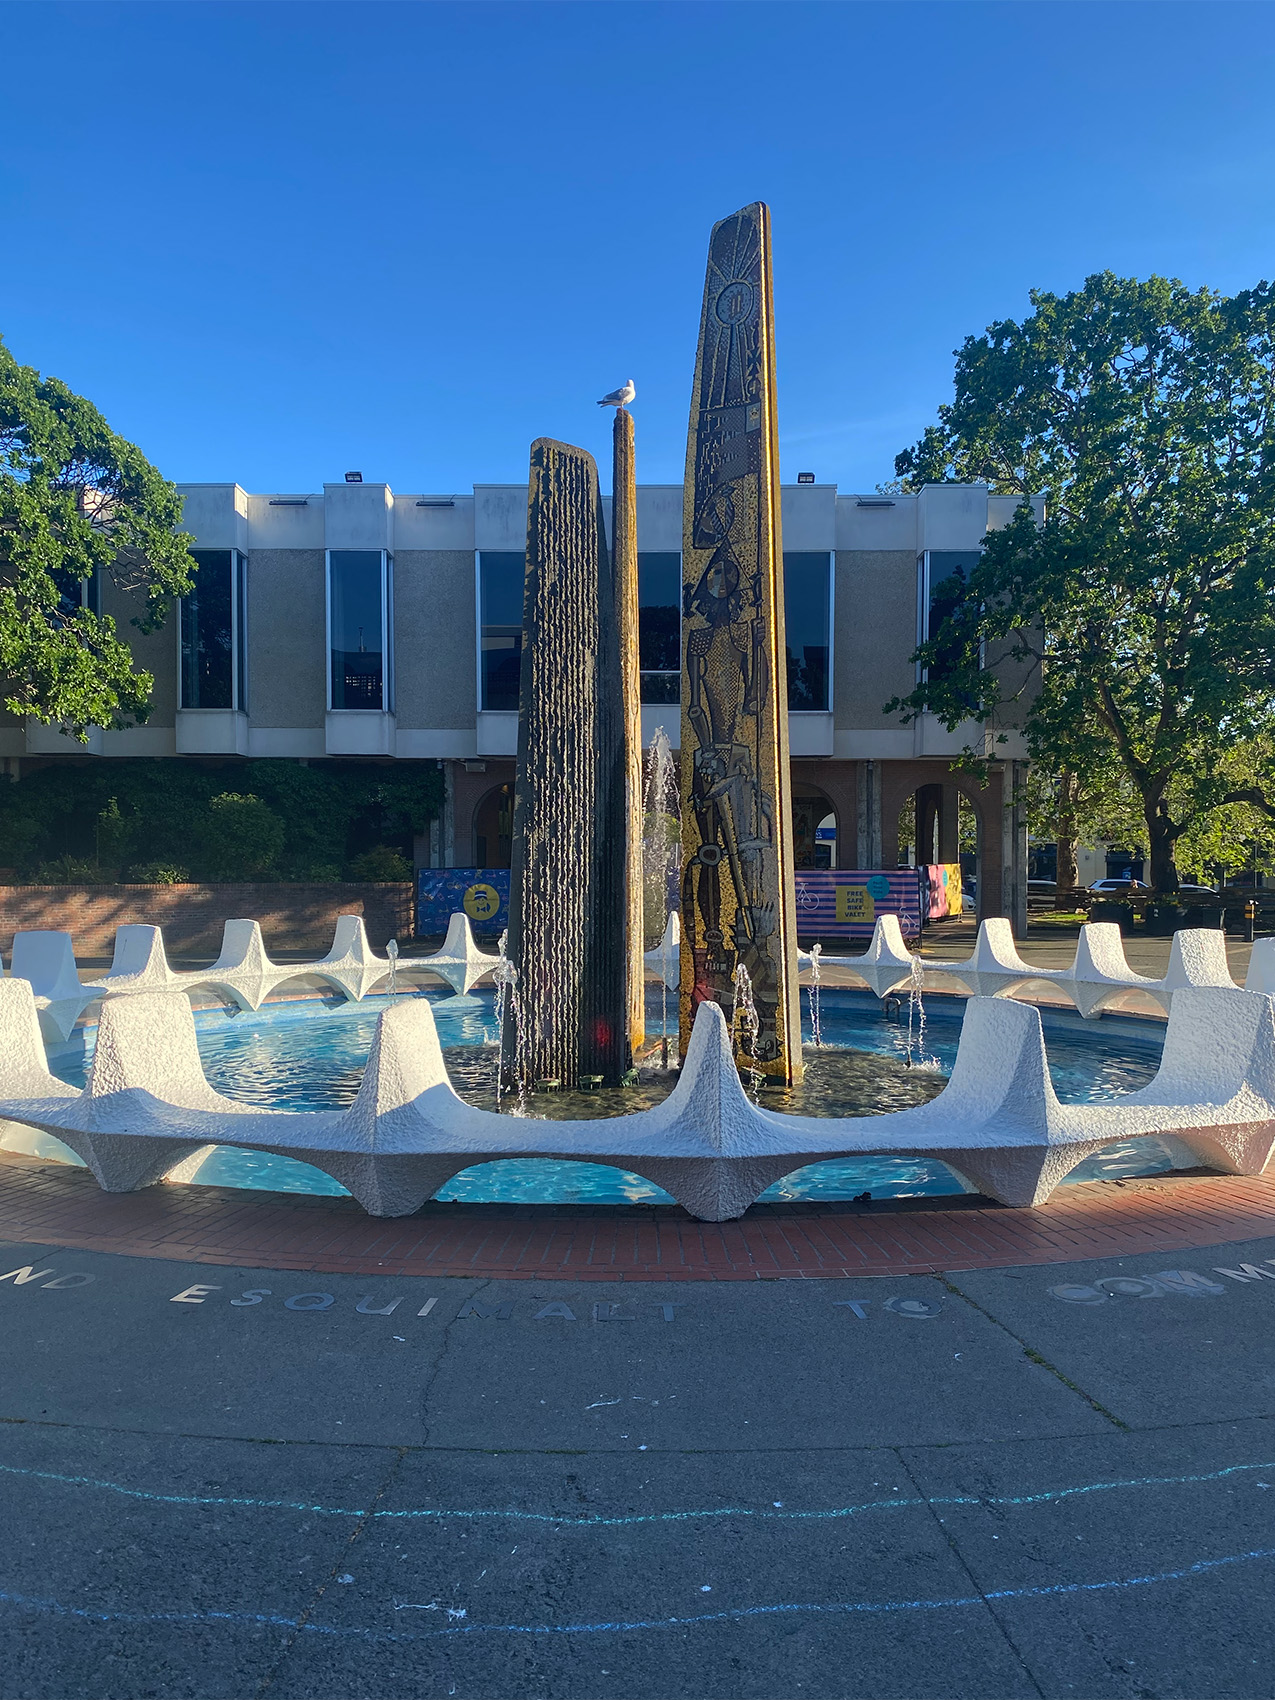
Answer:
[{"left": 792, "top": 869, "right": 922, "bottom": 940}]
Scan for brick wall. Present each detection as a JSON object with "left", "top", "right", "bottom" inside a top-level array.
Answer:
[{"left": 0, "top": 882, "right": 414, "bottom": 959}]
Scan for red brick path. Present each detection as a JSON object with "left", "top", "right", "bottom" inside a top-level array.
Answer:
[{"left": 3, "top": 1155, "right": 1274, "bottom": 1280}]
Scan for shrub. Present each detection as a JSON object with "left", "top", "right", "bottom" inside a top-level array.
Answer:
[
  {"left": 199, "top": 793, "right": 285, "bottom": 880},
  {"left": 347, "top": 844, "right": 413, "bottom": 881},
  {"left": 35, "top": 855, "right": 103, "bottom": 883},
  {"left": 128, "top": 862, "right": 189, "bottom": 884}
]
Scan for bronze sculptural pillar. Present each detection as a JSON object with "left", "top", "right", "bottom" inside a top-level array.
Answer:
[
  {"left": 612, "top": 407, "right": 646, "bottom": 1063},
  {"left": 678, "top": 202, "right": 803, "bottom": 1085},
  {"left": 502, "top": 438, "right": 629, "bottom": 1090}
]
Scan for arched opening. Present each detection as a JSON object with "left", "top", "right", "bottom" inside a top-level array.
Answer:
[
  {"left": 434, "top": 1158, "right": 674, "bottom": 1205},
  {"left": 473, "top": 783, "right": 514, "bottom": 869},
  {"left": 792, "top": 786, "right": 838, "bottom": 869},
  {"left": 896, "top": 780, "right": 984, "bottom": 912}
]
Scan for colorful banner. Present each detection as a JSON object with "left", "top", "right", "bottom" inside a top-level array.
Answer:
[
  {"left": 416, "top": 869, "right": 510, "bottom": 936},
  {"left": 790, "top": 869, "right": 923, "bottom": 940},
  {"left": 922, "top": 862, "right": 963, "bottom": 919}
]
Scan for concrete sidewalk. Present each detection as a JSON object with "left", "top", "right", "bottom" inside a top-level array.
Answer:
[{"left": 4, "top": 1232, "right": 1275, "bottom": 1697}]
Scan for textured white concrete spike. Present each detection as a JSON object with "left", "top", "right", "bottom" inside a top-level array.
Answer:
[
  {"left": 643, "top": 910, "right": 680, "bottom": 991},
  {"left": 833, "top": 914, "right": 918, "bottom": 998},
  {"left": 1247, "top": 937, "right": 1275, "bottom": 997},
  {"left": 933, "top": 918, "right": 1069, "bottom": 999},
  {"left": 1055, "top": 922, "right": 1160, "bottom": 1018},
  {"left": 87, "top": 925, "right": 177, "bottom": 993},
  {"left": 175, "top": 919, "right": 278, "bottom": 1011},
  {"left": 1160, "top": 928, "right": 1238, "bottom": 997},
  {"left": 10, "top": 930, "right": 99, "bottom": 1042},
  {"left": 395, "top": 912, "right": 500, "bottom": 996}
]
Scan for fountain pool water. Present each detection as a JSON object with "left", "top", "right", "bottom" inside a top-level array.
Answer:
[{"left": 9, "top": 984, "right": 1190, "bottom": 1206}]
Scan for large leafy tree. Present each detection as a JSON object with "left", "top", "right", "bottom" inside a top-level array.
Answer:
[
  {"left": 891, "top": 273, "right": 1275, "bottom": 892},
  {"left": 0, "top": 335, "right": 193, "bottom": 734}
]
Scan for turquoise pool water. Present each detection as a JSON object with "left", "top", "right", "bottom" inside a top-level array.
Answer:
[{"left": 26, "top": 987, "right": 1177, "bottom": 1204}]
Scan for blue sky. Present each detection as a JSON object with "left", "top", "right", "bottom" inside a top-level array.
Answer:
[{"left": 2, "top": 0, "right": 1274, "bottom": 495}]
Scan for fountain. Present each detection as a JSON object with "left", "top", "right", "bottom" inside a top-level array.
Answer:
[{"left": 2, "top": 205, "right": 1272, "bottom": 1223}]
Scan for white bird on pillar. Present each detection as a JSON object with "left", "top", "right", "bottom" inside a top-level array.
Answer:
[{"left": 597, "top": 379, "right": 636, "bottom": 409}]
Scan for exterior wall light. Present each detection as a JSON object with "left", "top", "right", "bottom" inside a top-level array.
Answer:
[
  {"left": 345, "top": 471, "right": 363, "bottom": 483},
  {"left": 797, "top": 472, "right": 815, "bottom": 484}
]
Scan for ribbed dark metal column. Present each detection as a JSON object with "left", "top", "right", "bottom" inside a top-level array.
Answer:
[{"left": 501, "top": 438, "right": 628, "bottom": 1089}]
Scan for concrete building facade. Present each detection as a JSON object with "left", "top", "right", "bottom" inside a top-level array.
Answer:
[{"left": 0, "top": 477, "right": 1042, "bottom": 925}]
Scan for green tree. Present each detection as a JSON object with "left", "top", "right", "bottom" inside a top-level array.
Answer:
[
  {"left": 891, "top": 273, "right": 1275, "bottom": 892},
  {"left": 0, "top": 335, "right": 193, "bottom": 735}
]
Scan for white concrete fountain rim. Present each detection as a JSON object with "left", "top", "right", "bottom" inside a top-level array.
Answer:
[{"left": 1, "top": 968, "right": 1272, "bottom": 1222}]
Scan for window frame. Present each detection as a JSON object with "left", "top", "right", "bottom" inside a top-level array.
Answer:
[
  {"left": 476, "top": 550, "right": 526, "bottom": 713},
  {"left": 325, "top": 548, "right": 392, "bottom": 713},
  {"left": 637, "top": 549, "right": 682, "bottom": 706},
  {"left": 782, "top": 549, "right": 834, "bottom": 714},
  {"left": 178, "top": 548, "right": 248, "bottom": 713},
  {"left": 916, "top": 549, "right": 983, "bottom": 687}
]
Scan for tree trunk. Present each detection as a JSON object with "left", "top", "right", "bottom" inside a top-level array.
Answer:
[
  {"left": 1056, "top": 770, "right": 1080, "bottom": 891},
  {"left": 1145, "top": 794, "right": 1178, "bottom": 893}
]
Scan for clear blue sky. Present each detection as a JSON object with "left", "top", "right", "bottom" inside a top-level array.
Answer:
[{"left": 2, "top": 0, "right": 1274, "bottom": 496}]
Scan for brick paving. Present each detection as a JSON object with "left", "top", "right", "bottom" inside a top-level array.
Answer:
[{"left": 3, "top": 1152, "right": 1273, "bottom": 1280}]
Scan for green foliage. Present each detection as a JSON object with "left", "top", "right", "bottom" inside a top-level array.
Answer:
[
  {"left": 199, "top": 793, "right": 285, "bottom": 880},
  {"left": 127, "top": 861, "right": 189, "bottom": 884},
  {"left": 35, "top": 853, "right": 103, "bottom": 883},
  {"left": 0, "top": 335, "right": 195, "bottom": 736},
  {"left": 0, "top": 758, "right": 440, "bottom": 883},
  {"left": 347, "top": 844, "right": 413, "bottom": 881},
  {"left": 890, "top": 272, "right": 1275, "bottom": 889}
]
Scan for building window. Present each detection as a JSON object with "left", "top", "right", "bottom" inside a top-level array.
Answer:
[
  {"left": 638, "top": 552, "right": 681, "bottom": 703},
  {"left": 181, "top": 549, "right": 247, "bottom": 710},
  {"left": 783, "top": 552, "right": 831, "bottom": 711},
  {"left": 918, "top": 551, "right": 981, "bottom": 684},
  {"left": 52, "top": 567, "right": 100, "bottom": 620},
  {"left": 328, "top": 550, "right": 392, "bottom": 711},
  {"left": 479, "top": 551, "right": 524, "bottom": 711}
]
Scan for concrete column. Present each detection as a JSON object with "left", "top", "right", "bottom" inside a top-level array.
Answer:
[
  {"left": 1000, "top": 759, "right": 1029, "bottom": 937},
  {"left": 938, "top": 782, "right": 961, "bottom": 862},
  {"left": 856, "top": 760, "right": 882, "bottom": 868}
]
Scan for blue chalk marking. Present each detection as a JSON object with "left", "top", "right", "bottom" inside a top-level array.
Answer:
[
  {"left": 1, "top": 1547, "right": 1273, "bottom": 1641},
  {"left": 2, "top": 1457, "right": 1275, "bottom": 1526}
]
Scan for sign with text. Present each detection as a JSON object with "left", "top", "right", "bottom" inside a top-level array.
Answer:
[
  {"left": 416, "top": 868, "right": 511, "bottom": 937},
  {"left": 792, "top": 869, "right": 923, "bottom": 940}
]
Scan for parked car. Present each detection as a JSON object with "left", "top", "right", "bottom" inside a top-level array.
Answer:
[
  {"left": 1177, "top": 884, "right": 1219, "bottom": 899},
  {"left": 1088, "top": 878, "right": 1149, "bottom": 894}
]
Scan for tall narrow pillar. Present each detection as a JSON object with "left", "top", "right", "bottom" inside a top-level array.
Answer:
[
  {"left": 679, "top": 202, "right": 802, "bottom": 1084},
  {"left": 612, "top": 408, "right": 645, "bottom": 1062},
  {"left": 502, "top": 439, "right": 628, "bottom": 1088}
]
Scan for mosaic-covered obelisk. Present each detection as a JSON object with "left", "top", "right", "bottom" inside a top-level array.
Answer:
[
  {"left": 679, "top": 202, "right": 803, "bottom": 1084},
  {"left": 502, "top": 438, "right": 628, "bottom": 1090},
  {"left": 612, "top": 407, "right": 646, "bottom": 1063}
]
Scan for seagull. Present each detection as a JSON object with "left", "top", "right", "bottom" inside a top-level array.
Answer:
[{"left": 597, "top": 379, "right": 636, "bottom": 409}]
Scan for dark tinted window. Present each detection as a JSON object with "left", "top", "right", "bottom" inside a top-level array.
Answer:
[
  {"left": 329, "top": 551, "right": 384, "bottom": 710},
  {"left": 925, "top": 551, "right": 981, "bottom": 685},
  {"left": 783, "top": 552, "right": 830, "bottom": 711},
  {"left": 480, "top": 551, "right": 524, "bottom": 711},
  {"left": 638, "top": 551, "right": 680, "bottom": 703},
  {"left": 181, "top": 549, "right": 234, "bottom": 709}
]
